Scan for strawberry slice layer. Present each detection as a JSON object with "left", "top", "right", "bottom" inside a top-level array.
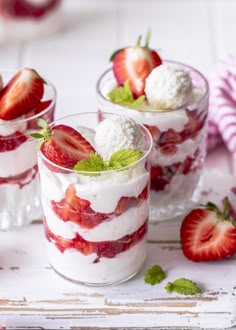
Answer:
[
  {"left": 44, "top": 217, "right": 147, "bottom": 262},
  {"left": 0, "top": 131, "right": 28, "bottom": 152},
  {"left": 41, "top": 124, "right": 95, "bottom": 170},
  {"left": 51, "top": 184, "right": 148, "bottom": 229},
  {"left": 180, "top": 207, "right": 236, "bottom": 262},
  {"left": 0, "top": 68, "right": 45, "bottom": 120}
]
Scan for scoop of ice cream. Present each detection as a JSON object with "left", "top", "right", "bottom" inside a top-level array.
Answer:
[
  {"left": 95, "top": 115, "right": 144, "bottom": 160},
  {"left": 145, "top": 63, "right": 193, "bottom": 110}
]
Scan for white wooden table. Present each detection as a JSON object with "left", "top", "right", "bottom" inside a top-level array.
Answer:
[{"left": 1, "top": 1, "right": 236, "bottom": 329}]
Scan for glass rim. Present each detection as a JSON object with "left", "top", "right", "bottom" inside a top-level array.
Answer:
[
  {"left": 39, "top": 111, "right": 153, "bottom": 175},
  {"left": 0, "top": 68, "right": 57, "bottom": 126},
  {"left": 96, "top": 59, "right": 209, "bottom": 114}
]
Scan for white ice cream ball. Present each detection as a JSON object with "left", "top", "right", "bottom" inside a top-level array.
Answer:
[
  {"left": 95, "top": 115, "right": 144, "bottom": 160},
  {"left": 145, "top": 63, "right": 193, "bottom": 110}
]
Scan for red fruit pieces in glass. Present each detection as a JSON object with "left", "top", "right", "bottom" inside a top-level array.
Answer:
[
  {"left": 51, "top": 184, "right": 149, "bottom": 229},
  {"left": 44, "top": 217, "right": 148, "bottom": 262}
]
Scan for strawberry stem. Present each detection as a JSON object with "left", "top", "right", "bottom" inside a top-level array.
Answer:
[
  {"left": 136, "top": 35, "right": 142, "bottom": 47},
  {"left": 145, "top": 28, "right": 151, "bottom": 48},
  {"left": 222, "top": 197, "right": 229, "bottom": 219}
]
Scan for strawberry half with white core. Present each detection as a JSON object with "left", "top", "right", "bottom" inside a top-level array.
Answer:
[
  {"left": 0, "top": 68, "right": 45, "bottom": 121},
  {"left": 32, "top": 119, "right": 95, "bottom": 169},
  {"left": 111, "top": 30, "right": 162, "bottom": 98},
  {"left": 180, "top": 198, "right": 236, "bottom": 262}
]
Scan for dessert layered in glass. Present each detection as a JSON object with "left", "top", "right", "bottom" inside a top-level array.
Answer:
[
  {"left": 0, "top": 0, "right": 63, "bottom": 41},
  {"left": 96, "top": 33, "right": 209, "bottom": 222},
  {"left": 37, "top": 113, "right": 152, "bottom": 285},
  {"left": 0, "top": 68, "right": 56, "bottom": 229}
]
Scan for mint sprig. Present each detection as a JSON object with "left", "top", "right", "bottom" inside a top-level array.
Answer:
[
  {"left": 30, "top": 118, "right": 52, "bottom": 149},
  {"left": 107, "top": 80, "right": 145, "bottom": 109},
  {"left": 144, "top": 265, "right": 166, "bottom": 286},
  {"left": 74, "top": 149, "right": 143, "bottom": 176},
  {"left": 165, "top": 278, "right": 202, "bottom": 295}
]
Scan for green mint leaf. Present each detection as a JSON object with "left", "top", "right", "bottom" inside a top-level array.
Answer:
[
  {"left": 30, "top": 133, "right": 44, "bottom": 139},
  {"left": 130, "top": 95, "right": 145, "bottom": 109},
  {"left": 107, "top": 80, "right": 144, "bottom": 109},
  {"left": 37, "top": 118, "right": 49, "bottom": 129},
  {"left": 124, "top": 80, "right": 133, "bottom": 100},
  {"left": 108, "top": 82, "right": 133, "bottom": 104},
  {"left": 109, "top": 149, "right": 143, "bottom": 169},
  {"left": 73, "top": 152, "right": 107, "bottom": 176},
  {"left": 144, "top": 265, "right": 166, "bottom": 285},
  {"left": 165, "top": 278, "right": 202, "bottom": 295}
]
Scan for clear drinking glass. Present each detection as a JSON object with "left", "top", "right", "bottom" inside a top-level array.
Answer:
[
  {"left": 0, "top": 0, "right": 64, "bottom": 42},
  {"left": 0, "top": 70, "right": 56, "bottom": 230},
  {"left": 38, "top": 112, "right": 152, "bottom": 286},
  {"left": 96, "top": 61, "right": 209, "bottom": 223}
]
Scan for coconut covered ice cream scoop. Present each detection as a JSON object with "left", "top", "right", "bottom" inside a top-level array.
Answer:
[
  {"left": 145, "top": 63, "right": 193, "bottom": 110},
  {"left": 95, "top": 115, "right": 144, "bottom": 160}
]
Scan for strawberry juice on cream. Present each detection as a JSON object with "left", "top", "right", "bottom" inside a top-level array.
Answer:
[
  {"left": 0, "top": 68, "right": 56, "bottom": 229},
  {"left": 96, "top": 33, "right": 209, "bottom": 222},
  {"left": 36, "top": 113, "right": 152, "bottom": 286}
]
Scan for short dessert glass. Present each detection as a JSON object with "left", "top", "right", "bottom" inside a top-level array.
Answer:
[
  {"left": 0, "top": 0, "right": 64, "bottom": 42},
  {"left": 38, "top": 112, "right": 152, "bottom": 286},
  {"left": 96, "top": 61, "right": 209, "bottom": 222},
  {"left": 0, "top": 70, "right": 56, "bottom": 230}
]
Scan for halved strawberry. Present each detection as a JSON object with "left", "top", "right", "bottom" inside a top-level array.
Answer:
[
  {"left": 40, "top": 124, "right": 95, "bottom": 170},
  {"left": 111, "top": 31, "right": 162, "bottom": 98},
  {"left": 0, "top": 68, "right": 45, "bottom": 120},
  {"left": 180, "top": 198, "right": 236, "bottom": 262}
]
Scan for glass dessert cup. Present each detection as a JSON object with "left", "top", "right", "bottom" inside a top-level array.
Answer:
[
  {"left": 0, "top": 70, "right": 56, "bottom": 230},
  {"left": 38, "top": 112, "right": 152, "bottom": 286},
  {"left": 96, "top": 61, "right": 209, "bottom": 223},
  {"left": 0, "top": 0, "right": 63, "bottom": 42}
]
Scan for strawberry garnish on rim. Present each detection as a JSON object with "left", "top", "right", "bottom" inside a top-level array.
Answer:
[
  {"left": 0, "top": 68, "right": 45, "bottom": 121},
  {"left": 31, "top": 119, "right": 95, "bottom": 170},
  {"left": 180, "top": 198, "right": 236, "bottom": 262},
  {"left": 111, "top": 30, "right": 162, "bottom": 98}
]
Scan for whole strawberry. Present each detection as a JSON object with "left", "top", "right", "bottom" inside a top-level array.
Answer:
[
  {"left": 111, "top": 30, "right": 162, "bottom": 98},
  {"left": 180, "top": 198, "right": 236, "bottom": 262}
]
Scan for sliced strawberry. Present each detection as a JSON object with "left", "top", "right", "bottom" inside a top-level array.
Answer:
[
  {"left": 41, "top": 124, "right": 95, "bottom": 169},
  {"left": 111, "top": 32, "right": 162, "bottom": 98},
  {"left": 0, "top": 0, "right": 61, "bottom": 18},
  {"left": 180, "top": 199, "right": 236, "bottom": 262},
  {"left": 159, "top": 144, "right": 178, "bottom": 156},
  {"left": 0, "top": 131, "right": 28, "bottom": 152},
  {"left": 26, "top": 100, "right": 54, "bottom": 130},
  {"left": 145, "top": 125, "right": 161, "bottom": 144},
  {"left": 25, "top": 100, "right": 52, "bottom": 118},
  {"left": 151, "top": 166, "right": 169, "bottom": 192},
  {"left": 159, "top": 129, "right": 182, "bottom": 145},
  {"left": 0, "top": 68, "right": 45, "bottom": 120}
]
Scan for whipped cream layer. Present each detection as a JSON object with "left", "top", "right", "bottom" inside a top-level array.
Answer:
[
  {"left": 39, "top": 160, "right": 149, "bottom": 213},
  {"left": 47, "top": 237, "right": 146, "bottom": 285},
  {"left": 0, "top": 119, "right": 27, "bottom": 136},
  {"left": 0, "top": 138, "right": 37, "bottom": 177}
]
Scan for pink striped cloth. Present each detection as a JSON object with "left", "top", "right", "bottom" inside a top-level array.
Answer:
[{"left": 207, "top": 55, "right": 236, "bottom": 153}]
